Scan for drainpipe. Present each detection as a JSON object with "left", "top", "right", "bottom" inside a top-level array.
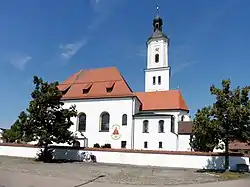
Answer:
[
  {"left": 176, "top": 133, "right": 179, "bottom": 151},
  {"left": 131, "top": 97, "right": 135, "bottom": 149},
  {"left": 176, "top": 114, "right": 181, "bottom": 151}
]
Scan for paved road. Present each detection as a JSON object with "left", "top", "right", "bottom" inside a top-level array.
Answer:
[
  {"left": 0, "top": 170, "right": 249, "bottom": 187},
  {"left": 0, "top": 156, "right": 220, "bottom": 186},
  {"left": 0, "top": 156, "right": 249, "bottom": 187}
]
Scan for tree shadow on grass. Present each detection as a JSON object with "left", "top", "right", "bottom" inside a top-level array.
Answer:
[{"left": 196, "top": 154, "right": 249, "bottom": 174}]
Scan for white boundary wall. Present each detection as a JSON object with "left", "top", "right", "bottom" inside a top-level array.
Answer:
[{"left": 0, "top": 144, "right": 249, "bottom": 171}]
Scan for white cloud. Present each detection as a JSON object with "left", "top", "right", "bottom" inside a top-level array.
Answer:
[
  {"left": 172, "top": 60, "right": 198, "bottom": 76},
  {"left": 59, "top": 39, "right": 87, "bottom": 60},
  {"left": 88, "top": 0, "right": 125, "bottom": 30},
  {"left": 94, "top": 0, "right": 101, "bottom": 4},
  {"left": 56, "top": 0, "right": 125, "bottom": 64},
  {"left": 6, "top": 53, "right": 32, "bottom": 70}
]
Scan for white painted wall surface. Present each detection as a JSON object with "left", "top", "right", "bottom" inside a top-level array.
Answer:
[
  {"left": 145, "top": 68, "right": 170, "bottom": 92},
  {"left": 147, "top": 40, "right": 169, "bottom": 69},
  {"left": 63, "top": 97, "right": 134, "bottom": 149},
  {"left": 0, "top": 145, "right": 249, "bottom": 171},
  {"left": 134, "top": 116, "right": 177, "bottom": 150},
  {"left": 145, "top": 38, "right": 170, "bottom": 92},
  {"left": 178, "top": 135, "right": 192, "bottom": 151},
  {"left": 0, "top": 129, "right": 3, "bottom": 143},
  {"left": 0, "top": 145, "right": 40, "bottom": 158},
  {"left": 133, "top": 110, "right": 192, "bottom": 151}
]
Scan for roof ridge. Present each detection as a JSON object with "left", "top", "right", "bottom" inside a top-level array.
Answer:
[
  {"left": 135, "top": 89, "right": 180, "bottom": 94},
  {"left": 73, "top": 79, "right": 123, "bottom": 84},
  {"left": 80, "top": 66, "right": 117, "bottom": 72}
]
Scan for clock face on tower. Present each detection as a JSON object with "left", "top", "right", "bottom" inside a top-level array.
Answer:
[{"left": 155, "top": 48, "right": 159, "bottom": 52}]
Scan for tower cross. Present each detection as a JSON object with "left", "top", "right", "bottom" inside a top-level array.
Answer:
[{"left": 156, "top": 5, "right": 160, "bottom": 16}]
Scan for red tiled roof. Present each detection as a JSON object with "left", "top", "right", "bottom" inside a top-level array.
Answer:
[
  {"left": 58, "top": 67, "right": 134, "bottom": 100},
  {"left": 229, "top": 141, "right": 250, "bottom": 150},
  {"left": 58, "top": 67, "right": 189, "bottom": 111},
  {"left": 135, "top": 90, "right": 189, "bottom": 111}
]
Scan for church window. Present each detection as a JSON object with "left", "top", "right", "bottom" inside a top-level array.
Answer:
[
  {"left": 181, "top": 115, "right": 184, "bottom": 121},
  {"left": 78, "top": 113, "right": 86, "bottom": 131},
  {"left": 82, "top": 84, "right": 92, "bottom": 94},
  {"left": 73, "top": 140, "right": 81, "bottom": 148},
  {"left": 144, "top": 141, "right": 148, "bottom": 148},
  {"left": 100, "top": 112, "right": 110, "bottom": 131},
  {"left": 158, "top": 76, "right": 161, "bottom": 85},
  {"left": 153, "top": 76, "right": 156, "bottom": 85},
  {"left": 143, "top": 120, "right": 149, "bottom": 133},
  {"left": 121, "top": 141, "right": 126, "bottom": 148},
  {"left": 106, "top": 82, "right": 115, "bottom": 93},
  {"left": 159, "top": 141, "right": 163, "bottom": 148},
  {"left": 181, "top": 115, "right": 185, "bottom": 121},
  {"left": 158, "top": 120, "right": 164, "bottom": 133},
  {"left": 171, "top": 116, "right": 175, "bottom": 133},
  {"left": 155, "top": 53, "right": 159, "bottom": 63},
  {"left": 122, "top": 114, "right": 127, "bottom": 126}
]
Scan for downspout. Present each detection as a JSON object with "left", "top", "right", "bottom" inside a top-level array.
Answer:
[
  {"left": 176, "top": 132, "right": 179, "bottom": 151},
  {"left": 131, "top": 97, "right": 135, "bottom": 149},
  {"left": 176, "top": 114, "right": 181, "bottom": 151}
]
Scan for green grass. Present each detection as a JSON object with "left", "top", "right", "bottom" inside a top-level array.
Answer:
[{"left": 211, "top": 171, "right": 249, "bottom": 180}]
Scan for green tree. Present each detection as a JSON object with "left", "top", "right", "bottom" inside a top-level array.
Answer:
[
  {"left": 2, "top": 111, "right": 28, "bottom": 143},
  {"left": 190, "top": 106, "right": 220, "bottom": 152},
  {"left": 210, "top": 79, "right": 250, "bottom": 170},
  {"left": 22, "top": 76, "right": 77, "bottom": 159}
]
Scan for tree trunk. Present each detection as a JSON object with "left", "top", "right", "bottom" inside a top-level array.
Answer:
[
  {"left": 43, "top": 143, "right": 52, "bottom": 162},
  {"left": 224, "top": 138, "right": 229, "bottom": 171}
]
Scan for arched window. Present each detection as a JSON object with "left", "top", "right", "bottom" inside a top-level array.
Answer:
[
  {"left": 100, "top": 112, "right": 110, "bottom": 131},
  {"left": 78, "top": 113, "right": 86, "bottom": 131},
  {"left": 143, "top": 120, "right": 149, "bottom": 133},
  {"left": 171, "top": 116, "right": 175, "bottom": 133},
  {"left": 158, "top": 120, "right": 164, "bottom": 133},
  {"left": 122, "top": 114, "right": 127, "bottom": 126},
  {"left": 181, "top": 115, "right": 185, "bottom": 121},
  {"left": 153, "top": 76, "right": 156, "bottom": 85},
  {"left": 73, "top": 140, "right": 80, "bottom": 148},
  {"left": 155, "top": 54, "right": 159, "bottom": 63},
  {"left": 158, "top": 76, "right": 161, "bottom": 85}
]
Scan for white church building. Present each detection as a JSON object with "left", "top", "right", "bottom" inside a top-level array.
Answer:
[{"left": 58, "top": 14, "right": 193, "bottom": 151}]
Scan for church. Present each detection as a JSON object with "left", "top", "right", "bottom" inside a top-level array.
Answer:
[{"left": 58, "top": 13, "right": 193, "bottom": 151}]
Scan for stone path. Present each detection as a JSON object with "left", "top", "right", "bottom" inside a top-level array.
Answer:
[{"left": 0, "top": 156, "right": 249, "bottom": 187}]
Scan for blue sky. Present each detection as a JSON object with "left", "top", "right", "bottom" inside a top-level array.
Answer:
[{"left": 1, "top": 0, "right": 250, "bottom": 127}]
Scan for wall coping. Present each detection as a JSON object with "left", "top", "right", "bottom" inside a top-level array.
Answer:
[{"left": 0, "top": 143, "right": 247, "bottom": 157}]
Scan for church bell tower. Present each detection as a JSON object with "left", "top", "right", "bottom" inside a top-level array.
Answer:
[{"left": 145, "top": 7, "right": 170, "bottom": 92}]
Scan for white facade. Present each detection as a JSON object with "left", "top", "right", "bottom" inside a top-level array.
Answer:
[
  {"left": 145, "top": 36, "right": 170, "bottom": 92},
  {"left": 57, "top": 15, "right": 192, "bottom": 151},
  {"left": 0, "top": 129, "right": 3, "bottom": 143},
  {"left": 63, "top": 97, "right": 140, "bottom": 149},
  {"left": 134, "top": 115, "right": 177, "bottom": 150},
  {"left": 62, "top": 95, "right": 191, "bottom": 151}
]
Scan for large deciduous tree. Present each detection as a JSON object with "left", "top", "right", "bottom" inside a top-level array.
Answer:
[
  {"left": 190, "top": 106, "right": 220, "bottom": 152},
  {"left": 210, "top": 79, "right": 250, "bottom": 170},
  {"left": 191, "top": 79, "right": 250, "bottom": 170},
  {"left": 22, "top": 76, "right": 77, "bottom": 157}
]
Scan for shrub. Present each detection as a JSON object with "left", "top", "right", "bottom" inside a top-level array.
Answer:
[
  {"left": 101, "top": 143, "right": 111, "bottom": 148},
  {"left": 36, "top": 148, "right": 53, "bottom": 163},
  {"left": 93, "top": 143, "right": 100, "bottom": 148}
]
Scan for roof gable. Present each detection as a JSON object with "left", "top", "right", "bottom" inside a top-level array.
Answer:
[
  {"left": 58, "top": 67, "right": 134, "bottom": 100},
  {"left": 135, "top": 90, "right": 189, "bottom": 111}
]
